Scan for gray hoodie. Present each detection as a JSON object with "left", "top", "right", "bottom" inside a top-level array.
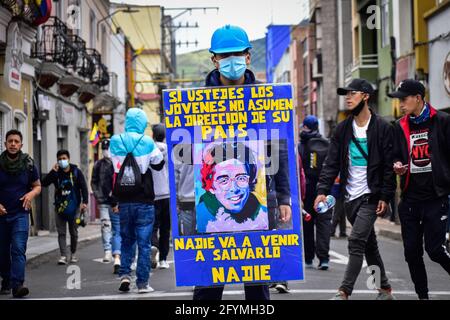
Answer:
[
  {"left": 175, "top": 162, "right": 194, "bottom": 203},
  {"left": 152, "top": 141, "right": 170, "bottom": 200}
]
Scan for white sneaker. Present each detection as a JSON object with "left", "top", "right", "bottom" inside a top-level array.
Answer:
[
  {"left": 70, "top": 254, "right": 78, "bottom": 264},
  {"left": 57, "top": 256, "right": 67, "bottom": 265},
  {"left": 151, "top": 246, "right": 159, "bottom": 269},
  {"left": 103, "top": 250, "right": 112, "bottom": 263},
  {"left": 158, "top": 260, "right": 170, "bottom": 269},
  {"left": 138, "top": 284, "right": 154, "bottom": 293}
]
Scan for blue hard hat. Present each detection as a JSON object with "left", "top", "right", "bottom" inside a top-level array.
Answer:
[
  {"left": 302, "top": 115, "right": 319, "bottom": 131},
  {"left": 209, "top": 25, "right": 252, "bottom": 54}
]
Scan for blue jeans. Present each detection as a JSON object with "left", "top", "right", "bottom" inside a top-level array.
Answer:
[
  {"left": 119, "top": 203, "right": 155, "bottom": 288},
  {"left": 0, "top": 213, "right": 29, "bottom": 289},
  {"left": 100, "top": 205, "right": 121, "bottom": 255}
]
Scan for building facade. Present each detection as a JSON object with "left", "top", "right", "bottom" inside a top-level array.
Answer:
[{"left": 30, "top": 0, "right": 118, "bottom": 231}]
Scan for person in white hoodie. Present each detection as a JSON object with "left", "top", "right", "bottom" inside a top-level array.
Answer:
[{"left": 150, "top": 124, "right": 171, "bottom": 269}]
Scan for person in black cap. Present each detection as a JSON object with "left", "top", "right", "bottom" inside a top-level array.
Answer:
[
  {"left": 315, "top": 78, "right": 396, "bottom": 300},
  {"left": 388, "top": 79, "right": 450, "bottom": 300},
  {"left": 298, "top": 115, "right": 331, "bottom": 271},
  {"left": 91, "top": 139, "right": 121, "bottom": 274}
]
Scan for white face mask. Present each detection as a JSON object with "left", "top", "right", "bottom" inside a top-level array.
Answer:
[
  {"left": 58, "top": 159, "right": 69, "bottom": 169},
  {"left": 103, "top": 150, "right": 110, "bottom": 158}
]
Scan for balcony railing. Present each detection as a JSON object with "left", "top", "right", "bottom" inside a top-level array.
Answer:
[
  {"left": 85, "top": 49, "right": 109, "bottom": 87},
  {"left": 345, "top": 54, "right": 379, "bottom": 83},
  {"left": 32, "top": 17, "right": 77, "bottom": 67},
  {"left": 32, "top": 16, "right": 110, "bottom": 88}
]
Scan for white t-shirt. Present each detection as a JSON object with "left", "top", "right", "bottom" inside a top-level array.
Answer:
[{"left": 346, "top": 116, "right": 372, "bottom": 201}]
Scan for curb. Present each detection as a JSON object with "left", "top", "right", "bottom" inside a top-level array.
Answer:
[
  {"left": 377, "top": 228, "right": 403, "bottom": 241},
  {"left": 26, "top": 234, "right": 101, "bottom": 269}
]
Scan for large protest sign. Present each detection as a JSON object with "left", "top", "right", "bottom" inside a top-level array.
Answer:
[{"left": 163, "top": 84, "right": 303, "bottom": 286}]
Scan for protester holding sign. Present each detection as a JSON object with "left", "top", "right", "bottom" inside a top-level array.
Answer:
[
  {"left": 163, "top": 25, "right": 300, "bottom": 301},
  {"left": 389, "top": 79, "right": 450, "bottom": 300},
  {"left": 315, "top": 78, "right": 396, "bottom": 300}
]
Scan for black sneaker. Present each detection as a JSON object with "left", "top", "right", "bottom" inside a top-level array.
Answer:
[
  {"left": 119, "top": 277, "right": 131, "bottom": 292},
  {"left": 0, "top": 280, "right": 10, "bottom": 295},
  {"left": 318, "top": 261, "right": 329, "bottom": 270},
  {"left": 12, "top": 286, "right": 29, "bottom": 298}
]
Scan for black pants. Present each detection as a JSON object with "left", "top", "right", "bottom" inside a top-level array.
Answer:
[
  {"left": 193, "top": 284, "right": 270, "bottom": 300},
  {"left": 398, "top": 197, "right": 450, "bottom": 299},
  {"left": 340, "top": 194, "right": 390, "bottom": 295},
  {"left": 331, "top": 197, "right": 347, "bottom": 236},
  {"left": 151, "top": 198, "right": 171, "bottom": 261},
  {"left": 303, "top": 182, "right": 331, "bottom": 263}
]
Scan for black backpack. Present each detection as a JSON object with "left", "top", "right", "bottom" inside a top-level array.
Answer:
[
  {"left": 301, "top": 137, "right": 330, "bottom": 179},
  {"left": 113, "top": 135, "right": 144, "bottom": 198}
]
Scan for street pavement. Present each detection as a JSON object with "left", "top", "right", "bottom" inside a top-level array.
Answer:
[{"left": 2, "top": 235, "right": 449, "bottom": 300}]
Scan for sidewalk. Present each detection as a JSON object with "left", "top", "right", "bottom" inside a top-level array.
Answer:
[
  {"left": 374, "top": 218, "right": 402, "bottom": 241},
  {"left": 27, "top": 223, "right": 101, "bottom": 266}
]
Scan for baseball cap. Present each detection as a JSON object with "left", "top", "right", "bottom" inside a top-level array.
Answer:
[
  {"left": 337, "top": 78, "right": 375, "bottom": 96},
  {"left": 302, "top": 115, "right": 319, "bottom": 131},
  {"left": 100, "top": 139, "right": 110, "bottom": 150},
  {"left": 387, "top": 79, "right": 425, "bottom": 99}
]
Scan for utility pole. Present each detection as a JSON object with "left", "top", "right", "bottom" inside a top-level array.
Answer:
[{"left": 160, "top": 6, "right": 219, "bottom": 84}]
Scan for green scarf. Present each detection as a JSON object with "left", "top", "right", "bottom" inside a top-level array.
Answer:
[
  {"left": 0, "top": 151, "right": 32, "bottom": 175},
  {"left": 200, "top": 191, "right": 262, "bottom": 223}
]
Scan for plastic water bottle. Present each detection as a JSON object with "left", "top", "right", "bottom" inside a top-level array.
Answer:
[{"left": 316, "top": 195, "right": 336, "bottom": 214}]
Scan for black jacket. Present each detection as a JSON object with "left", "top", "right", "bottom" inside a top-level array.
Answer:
[
  {"left": 91, "top": 157, "right": 116, "bottom": 206},
  {"left": 205, "top": 69, "right": 291, "bottom": 208},
  {"left": 393, "top": 104, "right": 450, "bottom": 198},
  {"left": 42, "top": 164, "right": 89, "bottom": 205},
  {"left": 317, "top": 110, "right": 395, "bottom": 203}
]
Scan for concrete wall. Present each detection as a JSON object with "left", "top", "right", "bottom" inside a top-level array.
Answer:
[
  {"left": 337, "top": 0, "right": 353, "bottom": 111},
  {"left": 427, "top": 7, "right": 450, "bottom": 110},
  {"left": 392, "top": 0, "right": 413, "bottom": 58},
  {"left": 376, "top": 0, "right": 394, "bottom": 119},
  {"left": 317, "top": 0, "right": 339, "bottom": 136},
  {"left": 110, "top": 31, "right": 127, "bottom": 134}
]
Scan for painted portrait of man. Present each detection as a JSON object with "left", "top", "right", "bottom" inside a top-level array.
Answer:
[{"left": 195, "top": 141, "right": 269, "bottom": 233}]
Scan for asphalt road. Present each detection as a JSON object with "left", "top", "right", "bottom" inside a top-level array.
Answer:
[{"left": 2, "top": 236, "right": 449, "bottom": 300}]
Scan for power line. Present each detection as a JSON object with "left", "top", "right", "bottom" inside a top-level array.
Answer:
[{"left": 130, "top": 14, "right": 160, "bottom": 73}]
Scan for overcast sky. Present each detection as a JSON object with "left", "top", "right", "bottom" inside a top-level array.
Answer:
[{"left": 111, "top": 0, "right": 309, "bottom": 54}]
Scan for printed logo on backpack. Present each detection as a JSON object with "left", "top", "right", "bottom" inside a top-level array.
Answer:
[{"left": 55, "top": 170, "right": 79, "bottom": 220}]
